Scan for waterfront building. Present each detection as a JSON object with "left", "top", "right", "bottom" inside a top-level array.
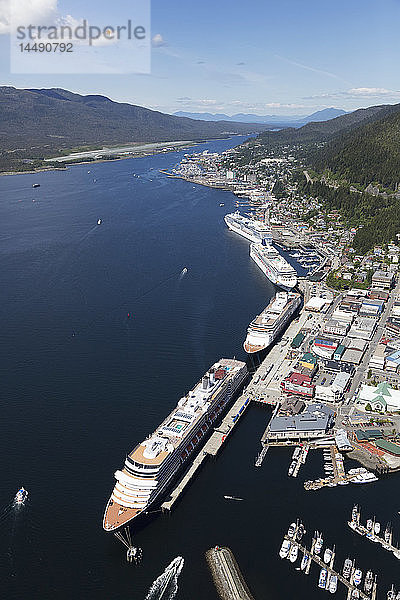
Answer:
[
  {"left": 281, "top": 372, "right": 315, "bottom": 398},
  {"left": 268, "top": 403, "right": 334, "bottom": 440}
]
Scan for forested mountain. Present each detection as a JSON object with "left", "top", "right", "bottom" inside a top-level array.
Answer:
[
  {"left": 0, "top": 87, "right": 270, "bottom": 172},
  {"left": 309, "top": 107, "right": 400, "bottom": 190}
]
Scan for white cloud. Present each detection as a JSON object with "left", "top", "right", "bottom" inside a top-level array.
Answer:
[
  {"left": 305, "top": 87, "right": 400, "bottom": 101},
  {"left": 348, "top": 87, "right": 397, "bottom": 96},
  {"left": 1, "top": 0, "right": 58, "bottom": 34},
  {"left": 152, "top": 33, "right": 166, "bottom": 47}
]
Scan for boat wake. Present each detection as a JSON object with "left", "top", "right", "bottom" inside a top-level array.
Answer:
[
  {"left": 179, "top": 267, "right": 188, "bottom": 280},
  {"left": 144, "top": 556, "right": 184, "bottom": 600}
]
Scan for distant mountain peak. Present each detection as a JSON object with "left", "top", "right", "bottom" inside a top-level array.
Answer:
[{"left": 173, "top": 108, "right": 348, "bottom": 126}]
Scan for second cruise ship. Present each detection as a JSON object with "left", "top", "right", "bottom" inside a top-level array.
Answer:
[
  {"left": 243, "top": 291, "right": 301, "bottom": 353},
  {"left": 103, "top": 358, "right": 247, "bottom": 532},
  {"left": 250, "top": 241, "right": 298, "bottom": 290}
]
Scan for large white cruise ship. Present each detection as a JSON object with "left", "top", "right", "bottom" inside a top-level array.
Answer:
[
  {"left": 250, "top": 241, "right": 298, "bottom": 290},
  {"left": 103, "top": 358, "right": 247, "bottom": 532},
  {"left": 244, "top": 291, "right": 301, "bottom": 353},
  {"left": 224, "top": 211, "right": 272, "bottom": 244}
]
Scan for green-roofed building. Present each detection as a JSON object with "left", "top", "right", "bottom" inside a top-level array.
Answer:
[
  {"left": 375, "top": 439, "right": 400, "bottom": 456},
  {"left": 357, "top": 381, "right": 400, "bottom": 413},
  {"left": 291, "top": 332, "right": 305, "bottom": 349}
]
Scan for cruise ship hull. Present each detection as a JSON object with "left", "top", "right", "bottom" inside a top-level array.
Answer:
[
  {"left": 250, "top": 244, "right": 297, "bottom": 290},
  {"left": 243, "top": 293, "right": 301, "bottom": 354},
  {"left": 103, "top": 359, "right": 248, "bottom": 532}
]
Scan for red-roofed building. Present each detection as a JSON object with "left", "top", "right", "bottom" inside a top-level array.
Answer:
[{"left": 281, "top": 372, "right": 315, "bottom": 398}]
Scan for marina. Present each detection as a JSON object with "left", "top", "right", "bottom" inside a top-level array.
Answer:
[{"left": 280, "top": 521, "right": 377, "bottom": 600}]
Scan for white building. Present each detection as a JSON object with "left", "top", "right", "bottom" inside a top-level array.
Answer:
[{"left": 356, "top": 382, "right": 400, "bottom": 412}]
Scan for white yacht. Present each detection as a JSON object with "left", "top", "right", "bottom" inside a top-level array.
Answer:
[{"left": 224, "top": 211, "right": 272, "bottom": 243}]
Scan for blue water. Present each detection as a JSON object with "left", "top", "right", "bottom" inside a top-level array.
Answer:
[{"left": 0, "top": 137, "right": 399, "bottom": 599}]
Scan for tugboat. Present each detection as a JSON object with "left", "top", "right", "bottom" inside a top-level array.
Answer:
[
  {"left": 343, "top": 558, "right": 352, "bottom": 579},
  {"left": 15, "top": 487, "right": 28, "bottom": 505}
]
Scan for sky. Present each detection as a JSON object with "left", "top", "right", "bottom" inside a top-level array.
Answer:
[{"left": 1, "top": 0, "right": 400, "bottom": 116}]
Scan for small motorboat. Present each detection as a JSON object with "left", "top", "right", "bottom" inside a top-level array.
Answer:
[
  {"left": 279, "top": 539, "right": 291, "bottom": 559},
  {"left": 300, "top": 552, "right": 309, "bottom": 571},
  {"left": 375, "top": 522, "right": 381, "bottom": 535},
  {"left": 314, "top": 533, "right": 323, "bottom": 555},
  {"left": 364, "top": 571, "right": 374, "bottom": 594},
  {"left": 97, "top": 219, "right": 102, "bottom": 225},
  {"left": 318, "top": 568, "right": 327, "bottom": 589},
  {"left": 223, "top": 495, "right": 243, "bottom": 501},
  {"left": 32, "top": 183, "right": 40, "bottom": 188},
  {"left": 351, "top": 591, "right": 359, "bottom": 599},
  {"left": 353, "top": 568, "right": 362, "bottom": 586},
  {"left": 329, "top": 575, "right": 338, "bottom": 594},
  {"left": 15, "top": 487, "right": 28, "bottom": 505},
  {"left": 296, "top": 523, "right": 306, "bottom": 541},
  {"left": 324, "top": 547, "right": 333, "bottom": 564},
  {"left": 289, "top": 544, "right": 298, "bottom": 563},
  {"left": 287, "top": 522, "right": 296, "bottom": 538},
  {"left": 366, "top": 519, "right": 373, "bottom": 531},
  {"left": 388, "top": 585, "right": 396, "bottom": 600}
]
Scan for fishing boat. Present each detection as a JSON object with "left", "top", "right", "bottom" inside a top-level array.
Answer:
[
  {"left": 15, "top": 487, "right": 28, "bottom": 504},
  {"left": 318, "top": 568, "right": 327, "bottom": 589}
]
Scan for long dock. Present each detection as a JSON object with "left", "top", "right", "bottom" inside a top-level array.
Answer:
[
  {"left": 161, "top": 393, "right": 251, "bottom": 512},
  {"left": 348, "top": 507, "right": 400, "bottom": 560},
  {"left": 206, "top": 546, "right": 255, "bottom": 600}
]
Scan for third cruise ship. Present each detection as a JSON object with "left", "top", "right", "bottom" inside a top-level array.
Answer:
[{"left": 244, "top": 291, "right": 301, "bottom": 353}]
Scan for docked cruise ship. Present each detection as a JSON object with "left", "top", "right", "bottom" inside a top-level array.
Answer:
[
  {"left": 250, "top": 241, "right": 298, "bottom": 289},
  {"left": 224, "top": 211, "right": 272, "bottom": 244},
  {"left": 103, "top": 358, "right": 247, "bottom": 532},
  {"left": 244, "top": 292, "right": 301, "bottom": 353}
]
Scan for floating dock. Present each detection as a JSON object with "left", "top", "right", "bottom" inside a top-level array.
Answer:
[
  {"left": 348, "top": 506, "right": 400, "bottom": 560},
  {"left": 206, "top": 546, "right": 255, "bottom": 600}
]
